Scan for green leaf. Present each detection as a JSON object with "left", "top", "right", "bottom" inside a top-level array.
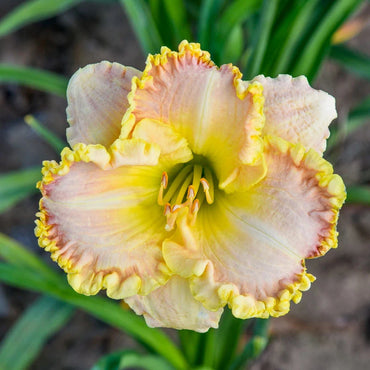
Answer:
[
  {"left": 216, "top": 0, "right": 261, "bottom": 59},
  {"left": 268, "top": 0, "right": 320, "bottom": 76},
  {"left": 291, "top": 0, "right": 363, "bottom": 81},
  {"left": 178, "top": 330, "right": 202, "bottom": 367},
  {"left": 213, "top": 309, "right": 246, "bottom": 369},
  {"left": 222, "top": 24, "right": 243, "bottom": 64},
  {"left": 120, "top": 0, "right": 163, "bottom": 53},
  {"left": 92, "top": 350, "right": 174, "bottom": 370},
  {"left": 0, "top": 296, "right": 74, "bottom": 370},
  {"left": 327, "top": 96, "right": 370, "bottom": 150},
  {"left": 330, "top": 45, "right": 370, "bottom": 80},
  {"left": 0, "top": 167, "right": 41, "bottom": 213},
  {"left": 162, "top": 0, "right": 192, "bottom": 42},
  {"left": 0, "top": 232, "right": 58, "bottom": 282},
  {"left": 244, "top": 0, "right": 278, "bottom": 79},
  {"left": 0, "top": 0, "right": 84, "bottom": 38},
  {"left": 25, "top": 115, "right": 66, "bottom": 152},
  {"left": 230, "top": 319, "right": 269, "bottom": 370},
  {"left": 0, "top": 258, "right": 188, "bottom": 369},
  {"left": 0, "top": 64, "right": 68, "bottom": 97},
  {"left": 198, "top": 0, "right": 223, "bottom": 50},
  {"left": 346, "top": 185, "right": 370, "bottom": 205}
]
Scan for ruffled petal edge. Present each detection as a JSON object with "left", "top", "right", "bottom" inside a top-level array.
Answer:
[{"left": 35, "top": 140, "right": 168, "bottom": 298}]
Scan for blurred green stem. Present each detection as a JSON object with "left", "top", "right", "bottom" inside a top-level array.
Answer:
[
  {"left": 230, "top": 319, "right": 269, "bottom": 370},
  {"left": 25, "top": 115, "right": 66, "bottom": 153}
]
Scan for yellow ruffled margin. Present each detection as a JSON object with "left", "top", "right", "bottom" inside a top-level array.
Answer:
[
  {"left": 35, "top": 141, "right": 171, "bottom": 298},
  {"left": 119, "top": 40, "right": 265, "bottom": 169},
  {"left": 179, "top": 135, "right": 346, "bottom": 319}
]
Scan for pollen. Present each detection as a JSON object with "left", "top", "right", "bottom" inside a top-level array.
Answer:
[{"left": 158, "top": 164, "right": 215, "bottom": 231}]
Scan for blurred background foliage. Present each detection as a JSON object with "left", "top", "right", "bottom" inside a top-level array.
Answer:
[{"left": 0, "top": 0, "right": 369, "bottom": 369}]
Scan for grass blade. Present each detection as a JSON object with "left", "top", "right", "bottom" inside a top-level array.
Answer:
[
  {"left": 230, "top": 319, "right": 269, "bottom": 370},
  {"left": 163, "top": 0, "right": 192, "bottom": 41},
  {"left": 244, "top": 0, "right": 278, "bottom": 79},
  {"left": 0, "top": 257, "right": 188, "bottom": 369},
  {"left": 329, "top": 45, "right": 370, "bottom": 80},
  {"left": 198, "top": 0, "right": 223, "bottom": 50},
  {"left": 0, "top": 167, "right": 41, "bottom": 213},
  {"left": 120, "top": 0, "right": 163, "bottom": 53},
  {"left": 0, "top": 232, "right": 57, "bottom": 282},
  {"left": 25, "top": 115, "right": 66, "bottom": 152},
  {"left": 213, "top": 309, "right": 246, "bottom": 369},
  {"left": 346, "top": 185, "right": 370, "bottom": 205},
  {"left": 291, "top": 0, "right": 362, "bottom": 81},
  {"left": 178, "top": 330, "right": 202, "bottom": 367},
  {"left": 0, "top": 0, "right": 83, "bottom": 38},
  {"left": 92, "top": 350, "right": 174, "bottom": 370},
  {"left": 216, "top": 0, "right": 261, "bottom": 57},
  {"left": 327, "top": 96, "right": 370, "bottom": 150},
  {"left": 221, "top": 24, "right": 243, "bottom": 64},
  {"left": 268, "top": 0, "right": 320, "bottom": 76},
  {"left": 0, "top": 64, "right": 68, "bottom": 97},
  {"left": 0, "top": 296, "right": 74, "bottom": 370}
]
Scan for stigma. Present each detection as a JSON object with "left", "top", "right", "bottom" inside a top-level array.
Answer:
[{"left": 157, "top": 164, "right": 215, "bottom": 231}]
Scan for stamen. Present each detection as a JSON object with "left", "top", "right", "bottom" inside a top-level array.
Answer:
[
  {"left": 158, "top": 163, "right": 216, "bottom": 231},
  {"left": 157, "top": 172, "right": 168, "bottom": 205},
  {"left": 187, "top": 185, "right": 195, "bottom": 200},
  {"left": 200, "top": 178, "right": 214, "bottom": 204},
  {"left": 163, "top": 203, "right": 171, "bottom": 216},
  {"left": 189, "top": 199, "right": 200, "bottom": 226},
  {"left": 192, "top": 165, "right": 203, "bottom": 195},
  {"left": 175, "top": 173, "right": 193, "bottom": 205},
  {"left": 204, "top": 168, "right": 214, "bottom": 204},
  {"left": 191, "top": 199, "right": 200, "bottom": 216},
  {"left": 162, "top": 165, "right": 193, "bottom": 204}
]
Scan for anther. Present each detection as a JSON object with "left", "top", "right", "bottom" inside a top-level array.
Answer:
[
  {"left": 200, "top": 178, "right": 214, "bottom": 204},
  {"left": 158, "top": 172, "right": 168, "bottom": 205},
  {"left": 161, "top": 172, "right": 168, "bottom": 188},
  {"left": 187, "top": 185, "right": 195, "bottom": 200},
  {"left": 189, "top": 199, "right": 200, "bottom": 226},
  {"left": 163, "top": 203, "right": 171, "bottom": 216}
]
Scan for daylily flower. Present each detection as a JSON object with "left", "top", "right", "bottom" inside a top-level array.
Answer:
[{"left": 35, "top": 41, "right": 345, "bottom": 332}]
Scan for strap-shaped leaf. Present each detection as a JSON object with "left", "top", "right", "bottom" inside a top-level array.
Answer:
[
  {"left": 0, "top": 258, "right": 188, "bottom": 369},
  {"left": 92, "top": 350, "right": 174, "bottom": 370},
  {"left": 330, "top": 45, "right": 370, "bottom": 80},
  {"left": 0, "top": 0, "right": 84, "bottom": 37},
  {"left": 216, "top": 0, "right": 261, "bottom": 59},
  {"left": 25, "top": 115, "right": 66, "bottom": 152},
  {"left": 120, "top": 0, "right": 163, "bottom": 53},
  {"left": 0, "top": 296, "right": 74, "bottom": 370},
  {"left": 291, "top": 0, "right": 363, "bottom": 81},
  {"left": 244, "top": 0, "right": 278, "bottom": 79},
  {"left": 198, "top": 0, "right": 223, "bottom": 50},
  {"left": 0, "top": 167, "right": 41, "bottom": 214},
  {"left": 327, "top": 96, "right": 370, "bottom": 149},
  {"left": 162, "top": 0, "right": 192, "bottom": 42},
  {"left": 267, "top": 0, "right": 320, "bottom": 76},
  {"left": 230, "top": 319, "right": 269, "bottom": 370},
  {"left": 346, "top": 186, "right": 370, "bottom": 205},
  {"left": 0, "top": 64, "right": 68, "bottom": 97}
]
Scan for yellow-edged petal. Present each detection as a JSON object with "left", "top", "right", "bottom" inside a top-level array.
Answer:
[
  {"left": 125, "top": 276, "right": 223, "bottom": 332},
  {"left": 35, "top": 140, "right": 171, "bottom": 299},
  {"left": 132, "top": 118, "right": 193, "bottom": 167},
  {"left": 163, "top": 136, "right": 345, "bottom": 318},
  {"left": 129, "top": 40, "right": 266, "bottom": 191},
  {"left": 67, "top": 61, "right": 141, "bottom": 147},
  {"left": 251, "top": 74, "right": 337, "bottom": 154}
]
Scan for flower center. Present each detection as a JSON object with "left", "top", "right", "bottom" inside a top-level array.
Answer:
[{"left": 157, "top": 164, "right": 215, "bottom": 231}]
